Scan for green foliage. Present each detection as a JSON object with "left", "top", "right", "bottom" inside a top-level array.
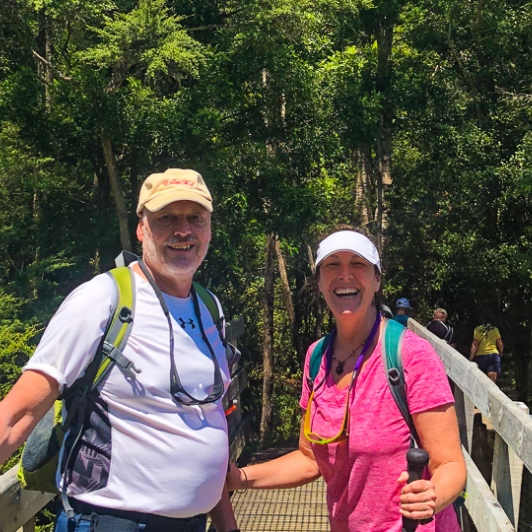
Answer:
[
  {"left": 0, "top": 0, "right": 531, "bottom": 461},
  {"left": 77, "top": 0, "right": 206, "bottom": 83},
  {"left": 0, "top": 287, "right": 40, "bottom": 400},
  {"left": 0, "top": 288, "right": 41, "bottom": 475},
  {"left": 0, "top": 323, "right": 32, "bottom": 397}
]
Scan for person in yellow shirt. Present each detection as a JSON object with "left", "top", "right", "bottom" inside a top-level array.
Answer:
[{"left": 469, "top": 311, "right": 504, "bottom": 383}]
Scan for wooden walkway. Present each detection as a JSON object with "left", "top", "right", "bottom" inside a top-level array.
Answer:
[
  {"left": 232, "top": 477, "right": 328, "bottom": 531},
  {"left": 223, "top": 445, "right": 329, "bottom": 532}
]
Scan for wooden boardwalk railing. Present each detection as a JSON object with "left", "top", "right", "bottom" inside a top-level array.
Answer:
[
  {"left": 1, "top": 316, "right": 531, "bottom": 532},
  {"left": 408, "top": 319, "right": 532, "bottom": 532}
]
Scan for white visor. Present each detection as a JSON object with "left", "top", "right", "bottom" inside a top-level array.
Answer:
[{"left": 316, "top": 231, "right": 381, "bottom": 272}]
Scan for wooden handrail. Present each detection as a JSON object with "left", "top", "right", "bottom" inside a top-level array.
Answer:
[
  {"left": 408, "top": 318, "right": 531, "bottom": 532},
  {"left": 409, "top": 320, "right": 532, "bottom": 473}
]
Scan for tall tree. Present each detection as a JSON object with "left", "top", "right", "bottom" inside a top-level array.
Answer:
[{"left": 260, "top": 233, "right": 276, "bottom": 444}]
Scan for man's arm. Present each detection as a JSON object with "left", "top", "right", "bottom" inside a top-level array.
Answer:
[
  {"left": 0, "top": 370, "right": 59, "bottom": 465},
  {"left": 208, "top": 482, "right": 238, "bottom": 532}
]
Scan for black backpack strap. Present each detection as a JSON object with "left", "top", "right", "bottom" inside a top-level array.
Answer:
[
  {"left": 382, "top": 319, "right": 419, "bottom": 448},
  {"left": 114, "top": 250, "right": 140, "bottom": 268}
]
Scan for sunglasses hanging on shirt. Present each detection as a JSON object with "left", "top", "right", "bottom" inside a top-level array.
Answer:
[
  {"left": 304, "top": 312, "right": 381, "bottom": 444},
  {"left": 138, "top": 258, "right": 225, "bottom": 406}
]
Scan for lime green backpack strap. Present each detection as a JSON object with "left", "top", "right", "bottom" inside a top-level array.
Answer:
[
  {"left": 193, "top": 281, "right": 224, "bottom": 339},
  {"left": 93, "top": 267, "right": 138, "bottom": 384},
  {"left": 382, "top": 319, "right": 419, "bottom": 447},
  {"left": 62, "top": 266, "right": 137, "bottom": 429}
]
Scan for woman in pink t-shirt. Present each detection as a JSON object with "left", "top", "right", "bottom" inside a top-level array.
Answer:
[{"left": 228, "top": 228, "right": 466, "bottom": 532}]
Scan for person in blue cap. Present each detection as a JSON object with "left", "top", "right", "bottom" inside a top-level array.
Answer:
[{"left": 394, "top": 297, "right": 412, "bottom": 326}]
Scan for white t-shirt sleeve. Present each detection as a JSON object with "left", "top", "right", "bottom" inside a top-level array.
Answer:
[{"left": 24, "top": 273, "right": 117, "bottom": 392}]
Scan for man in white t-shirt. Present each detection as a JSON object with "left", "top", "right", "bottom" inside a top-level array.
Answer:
[{"left": 0, "top": 169, "right": 239, "bottom": 532}]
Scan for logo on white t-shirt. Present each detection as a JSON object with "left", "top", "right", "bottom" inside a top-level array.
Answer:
[{"left": 178, "top": 317, "right": 196, "bottom": 329}]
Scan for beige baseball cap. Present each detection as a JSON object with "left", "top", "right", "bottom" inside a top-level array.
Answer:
[{"left": 136, "top": 168, "right": 213, "bottom": 214}]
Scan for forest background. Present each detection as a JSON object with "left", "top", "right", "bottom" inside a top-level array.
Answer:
[{"left": 1, "top": 0, "right": 531, "bottom": 471}]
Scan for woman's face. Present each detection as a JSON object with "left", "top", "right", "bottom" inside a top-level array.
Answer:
[{"left": 317, "top": 251, "right": 381, "bottom": 319}]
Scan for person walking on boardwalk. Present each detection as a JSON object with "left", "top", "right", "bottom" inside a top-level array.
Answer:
[
  {"left": 228, "top": 227, "right": 466, "bottom": 532},
  {"left": 426, "top": 308, "right": 455, "bottom": 346},
  {"left": 469, "top": 310, "right": 504, "bottom": 383},
  {"left": 394, "top": 297, "right": 412, "bottom": 326},
  {"left": 0, "top": 169, "right": 239, "bottom": 532}
]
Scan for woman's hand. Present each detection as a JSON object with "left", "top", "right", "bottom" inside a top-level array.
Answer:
[
  {"left": 226, "top": 462, "right": 246, "bottom": 492},
  {"left": 397, "top": 472, "right": 436, "bottom": 521}
]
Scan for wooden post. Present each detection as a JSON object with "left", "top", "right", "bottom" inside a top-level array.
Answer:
[
  {"left": 491, "top": 401, "right": 529, "bottom": 527},
  {"left": 454, "top": 384, "right": 477, "bottom": 532},
  {"left": 463, "top": 450, "right": 516, "bottom": 532},
  {"left": 17, "top": 517, "right": 35, "bottom": 532},
  {"left": 0, "top": 465, "right": 54, "bottom": 532},
  {"left": 454, "top": 385, "right": 476, "bottom": 454}
]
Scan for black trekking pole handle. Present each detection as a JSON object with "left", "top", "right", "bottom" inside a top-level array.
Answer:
[{"left": 402, "top": 448, "right": 430, "bottom": 532}]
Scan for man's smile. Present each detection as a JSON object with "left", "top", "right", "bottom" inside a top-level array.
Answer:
[{"left": 167, "top": 243, "right": 194, "bottom": 251}]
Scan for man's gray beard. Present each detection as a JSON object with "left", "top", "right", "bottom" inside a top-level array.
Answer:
[{"left": 142, "top": 237, "right": 208, "bottom": 279}]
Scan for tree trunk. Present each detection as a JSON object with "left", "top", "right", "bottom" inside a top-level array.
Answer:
[
  {"left": 306, "top": 239, "right": 323, "bottom": 341},
  {"left": 260, "top": 232, "right": 276, "bottom": 445},
  {"left": 101, "top": 136, "right": 133, "bottom": 251},
  {"left": 355, "top": 147, "right": 375, "bottom": 227},
  {"left": 44, "top": 16, "right": 53, "bottom": 109},
  {"left": 36, "top": 10, "right": 53, "bottom": 110},
  {"left": 274, "top": 235, "right": 303, "bottom": 364},
  {"left": 355, "top": 150, "right": 369, "bottom": 227},
  {"left": 375, "top": 21, "right": 394, "bottom": 251}
]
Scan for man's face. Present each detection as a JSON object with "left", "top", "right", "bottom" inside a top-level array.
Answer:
[
  {"left": 136, "top": 200, "right": 211, "bottom": 280},
  {"left": 434, "top": 311, "right": 446, "bottom": 321}
]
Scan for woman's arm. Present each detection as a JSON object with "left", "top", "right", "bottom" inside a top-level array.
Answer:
[
  {"left": 496, "top": 338, "right": 504, "bottom": 356},
  {"left": 469, "top": 338, "right": 480, "bottom": 360},
  {"left": 398, "top": 404, "right": 466, "bottom": 520},
  {"left": 227, "top": 413, "right": 321, "bottom": 491}
]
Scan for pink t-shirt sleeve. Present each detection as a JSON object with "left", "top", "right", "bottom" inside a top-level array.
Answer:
[{"left": 402, "top": 330, "right": 455, "bottom": 414}]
